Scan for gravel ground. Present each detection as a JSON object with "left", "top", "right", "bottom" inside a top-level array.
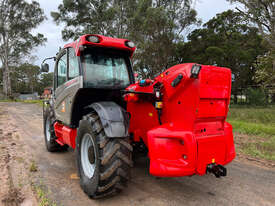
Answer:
[{"left": 0, "top": 102, "right": 275, "bottom": 206}]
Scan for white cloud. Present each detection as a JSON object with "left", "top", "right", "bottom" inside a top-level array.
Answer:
[
  {"left": 32, "top": 0, "right": 66, "bottom": 71},
  {"left": 195, "top": 0, "right": 237, "bottom": 23}
]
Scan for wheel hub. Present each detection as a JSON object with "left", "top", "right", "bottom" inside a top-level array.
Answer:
[
  {"left": 81, "top": 133, "right": 96, "bottom": 178},
  {"left": 88, "top": 146, "right": 95, "bottom": 164},
  {"left": 45, "top": 118, "right": 51, "bottom": 142}
]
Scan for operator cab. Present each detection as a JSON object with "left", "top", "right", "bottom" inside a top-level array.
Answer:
[
  {"left": 41, "top": 34, "right": 136, "bottom": 128},
  {"left": 81, "top": 47, "right": 134, "bottom": 89}
]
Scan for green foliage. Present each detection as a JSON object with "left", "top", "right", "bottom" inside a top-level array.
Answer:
[
  {"left": 228, "top": 120, "right": 275, "bottom": 137},
  {"left": 227, "top": 0, "right": 275, "bottom": 50},
  {"left": 29, "top": 161, "right": 38, "bottom": 172},
  {"left": 39, "top": 73, "right": 53, "bottom": 93},
  {"left": 0, "top": 99, "right": 44, "bottom": 106},
  {"left": 0, "top": 0, "right": 46, "bottom": 96},
  {"left": 51, "top": 0, "right": 135, "bottom": 40},
  {"left": 33, "top": 183, "right": 58, "bottom": 206},
  {"left": 22, "top": 100, "right": 44, "bottom": 107},
  {"left": 243, "top": 140, "right": 275, "bottom": 161},
  {"left": 9, "top": 63, "right": 53, "bottom": 95},
  {"left": 51, "top": 0, "right": 199, "bottom": 78},
  {"left": 227, "top": 106, "right": 275, "bottom": 161},
  {"left": 228, "top": 106, "right": 275, "bottom": 124},
  {"left": 11, "top": 63, "right": 40, "bottom": 93},
  {"left": 131, "top": 0, "right": 199, "bottom": 78},
  {"left": 180, "top": 10, "right": 267, "bottom": 94},
  {"left": 227, "top": 106, "right": 275, "bottom": 136},
  {"left": 246, "top": 88, "right": 267, "bottom": 106},
  {"left": 254, "top": 51, "right": 275, "bottom": 87},
  {"left": 227, "top": 1, "right": 275, "bottom": 102}
]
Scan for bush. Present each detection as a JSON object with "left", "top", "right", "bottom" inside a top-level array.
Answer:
[{"left": 246, "top": 88, "right": 266, "bottom": 106}]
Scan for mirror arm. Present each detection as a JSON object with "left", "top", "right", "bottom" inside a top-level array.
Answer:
[{"left": 41, "top": 56, "right": 56, "bottom": 67}]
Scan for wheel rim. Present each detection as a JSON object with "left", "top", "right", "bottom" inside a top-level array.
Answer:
[
  {"left": 45, "top": 118, "right": 51, "bottom": 142},
  {"left": 81, "top": 133, "right": 96, "bottom": 178}
]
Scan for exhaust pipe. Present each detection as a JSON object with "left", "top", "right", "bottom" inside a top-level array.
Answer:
[{"left": 206, "top": 163, "right": 227, "bottom": 178}]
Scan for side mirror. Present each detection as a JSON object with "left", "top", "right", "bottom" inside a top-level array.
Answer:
[{"left": 41, "top": 63, "right": 49, "bottom": 72}]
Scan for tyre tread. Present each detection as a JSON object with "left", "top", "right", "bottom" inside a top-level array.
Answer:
[{"left": 80, "top": 113, "right": 132, "bottom": 198}]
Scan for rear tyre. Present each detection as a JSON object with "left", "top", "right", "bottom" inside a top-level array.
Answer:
[
  {"left": 43, "top": 108, "right": 68, "bottom": 152},
  {"left": 76, "top": 113, "right": 133, "bottom": 199}
]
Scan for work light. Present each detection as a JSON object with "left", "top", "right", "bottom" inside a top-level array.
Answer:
[
  {"left": 125, "top": 41, "right": 135, "bottom": 48},
  {"left": 87, "top": 35, "right": 100, "bottom": 43},
  {"left": 190, "top": 64, "right": 201, "bottom": 79}
]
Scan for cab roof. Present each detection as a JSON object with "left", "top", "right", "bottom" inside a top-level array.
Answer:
[{"left": 64, "top": 34, "right": 136, "bottom": 57}]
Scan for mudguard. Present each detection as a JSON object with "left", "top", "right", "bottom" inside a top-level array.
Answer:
[{"left": 88, "top": 101, "right": 129, "bottom": 137}]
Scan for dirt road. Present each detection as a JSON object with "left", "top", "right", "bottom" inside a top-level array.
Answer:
[{"left": 0, "top": 102, "right": 275, "bottom": 206}]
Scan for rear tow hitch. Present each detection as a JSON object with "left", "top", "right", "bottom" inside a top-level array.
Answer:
[{"left": 206, "top": 163, "right": 227, "bottom": 178}]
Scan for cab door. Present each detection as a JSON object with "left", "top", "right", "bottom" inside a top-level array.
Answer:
[
  {"left": 54, "top": 48, "right": 81, "bottom": 126},
  {"left": 54, "top": 49, "right": 68, "bottom": 124}
]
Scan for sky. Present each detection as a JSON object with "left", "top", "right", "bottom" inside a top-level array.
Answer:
[{"left": 33, "top": 0, "right": 238, "bottom": 70}]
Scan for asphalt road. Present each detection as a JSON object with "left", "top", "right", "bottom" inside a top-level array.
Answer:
[{"left": 1, "top": 102, "right": 275, "bottom": 206}]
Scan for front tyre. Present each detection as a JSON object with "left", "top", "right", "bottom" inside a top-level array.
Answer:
[
  {"left": 76, "top": 113, "right": 133, "bottom": 199},
  {"left": 43, "top": 108, "right": 67, "bottom": 152}
]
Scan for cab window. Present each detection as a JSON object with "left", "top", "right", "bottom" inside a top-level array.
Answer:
[
  {"left": 57, "top": 53, "right": 67, "bottom": 87},
  {"left": 82, "top": 52, "right": 130, "bottom": 89},
  {"left": 68, "top": 48, "right": 79, "bottom": 80}
]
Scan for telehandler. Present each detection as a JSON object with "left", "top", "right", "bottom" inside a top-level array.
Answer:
[{"left": 41, "top": 34, "right": 235, "bottom": 198}]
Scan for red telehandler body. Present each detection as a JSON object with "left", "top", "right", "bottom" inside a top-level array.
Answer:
[{"left": 41, "top": 34, "right": 235, "bottom": 198}]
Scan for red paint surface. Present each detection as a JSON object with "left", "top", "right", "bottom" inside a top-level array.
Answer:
[
  {"left": 54, "top": 35, "right": 235, "bottom": 177},
  {"left": 54, "top": 122, "right": 77, "bottom": 149},
  {"left": 125, "top": 63, "right": 235, "bottom": 176},
  {"left": 64, "top": 34, "right": 136, "bottom": 57}
]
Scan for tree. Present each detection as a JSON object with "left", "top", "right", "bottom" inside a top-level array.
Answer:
[
  {"left": 130, "top": 0, "right": 199, "bottom": 78},
  {"left": 254, "top": 51, "right": 275, "bottom": 87},
  {"left": 51, "top": 0, "right": 136, "bottom": 40},
  {"left": 181, "top": 10, "right": 267, "bottom": 102},
  {"left": 10, "top": 63, "right": 53, "bottom": 95},
  {"left": 39, "top": 72, "right": 53, "bottom": 93},
  {"left": 11, "top": 63, "right": 40, "bottom": 94},
  {"left": 51, "top": 0, "right": 199, "bottom": 77},
  {"left": 21, "top": 63, "right": 40, "bottom": 93},
  {"left": 228, "top": 0, "right": 275, "bottom": 96},
  {"left": 0, "top": 0, "right": 46, "bottom": 97},
  {"left": 227, "top": 0, "right": 275, "bottom": 49}
]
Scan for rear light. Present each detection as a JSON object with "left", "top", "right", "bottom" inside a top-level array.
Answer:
[
  {"left": 125, "top": 41, "right": 135, "bottom": 48},
  {"left": 87, "top": 35, "right": 100, "bottom": 43},
  {"left": 190, "top": 64, "right": 201, "bottom": 79}
]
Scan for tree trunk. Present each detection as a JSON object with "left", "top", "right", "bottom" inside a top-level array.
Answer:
[
  {"left": 2, "top": 68, "right": 8, "bottom": 96},
  {"left": 3, "top": 46, "right": 12, "bottom": 98},
  {"left": 2, "top": 66, "right": 12, "bottom": 98}
]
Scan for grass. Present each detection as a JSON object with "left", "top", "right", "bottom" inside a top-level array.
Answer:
[
  {"left": 22, "top": 99, "right": 44, "bottom": 106},
  {"left": 33, "top": 184, "right": 58, "bottom": 206},
  {"left": 228, "top": 105, "right": 275, "bottom": 125},
  {"left": 29, "top": 161, "right": 38, "bottom": 172},
  {"left": 0, "top": 99, "right": 44, "bottom": 106},
  {"left": 243, "top": 140, "right": 275, "bottom": 161},
  {"left": 227, "top": 105, "right": 275, "bottom": 161},
  {"left": 228, "top": 120, "right": 275, "bottom": 137}
]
